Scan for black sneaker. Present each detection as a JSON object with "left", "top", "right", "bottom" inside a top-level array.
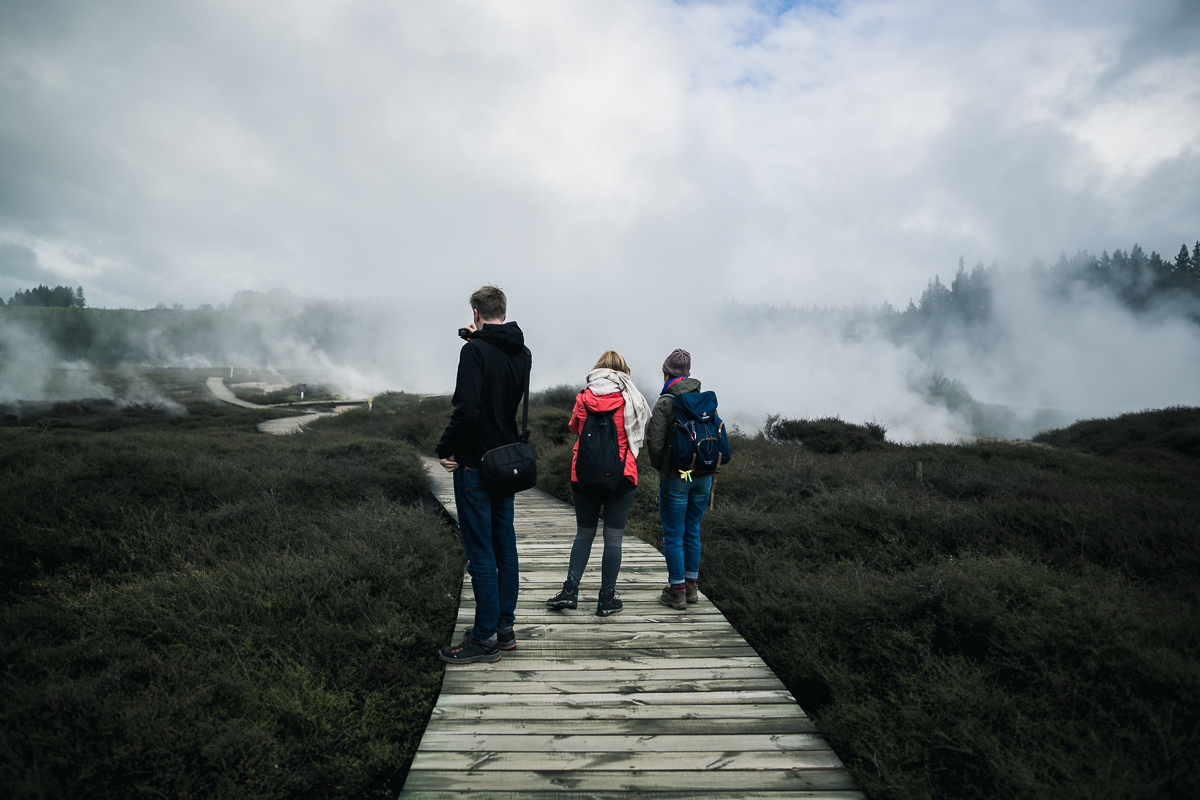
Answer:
[
  {"left": 497, "top": 625, "right": 516, "bottom": 651},
  {"left": 596, "top": 590, "right": 623, "bottom": 617},
  {"left": 439, "top": 631, "right": 500, "bottom": 664},
  {"left": 545, "top": 581, "right": 578, "bottom": 610}
]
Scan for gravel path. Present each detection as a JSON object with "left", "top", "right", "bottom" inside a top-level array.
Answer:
[{"left": 206, "top": 376, "right": 334, "bottom": 434}]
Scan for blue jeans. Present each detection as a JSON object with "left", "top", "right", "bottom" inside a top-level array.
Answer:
[
  {"left": 659, "top": 475, "right": 712, "bottom": 584},
  {"left": 454, "top": 467, "right": 519, "bottom": 640}
]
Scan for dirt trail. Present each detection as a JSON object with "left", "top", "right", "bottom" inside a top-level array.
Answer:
[{"left": 206, "top": 376, "right": 335, "bottom": 434}]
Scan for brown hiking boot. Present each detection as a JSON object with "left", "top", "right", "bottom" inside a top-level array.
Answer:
[
  {"left": 685, "top": 583, "right": 698, "bottom": 604},
  {"left": 658, "top": 585, "right": 686, "bottom": 610}
]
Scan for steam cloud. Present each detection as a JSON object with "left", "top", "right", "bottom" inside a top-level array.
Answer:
[{"left": 5, "top": 268, "right": 1198, "bottom": 442}]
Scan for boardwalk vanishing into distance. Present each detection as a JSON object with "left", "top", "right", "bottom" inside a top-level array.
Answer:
[{"left": 400, "top": 456, "right": 863, "bottom": 799}]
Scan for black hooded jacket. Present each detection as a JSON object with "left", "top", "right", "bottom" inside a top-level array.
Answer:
[{"left": 435, "top": 321, "right": 530, "bottom": 469}]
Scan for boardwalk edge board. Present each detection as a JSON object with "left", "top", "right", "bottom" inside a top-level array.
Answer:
[{"left": 402, "top": 457, "right": 862, "bottom": 798}]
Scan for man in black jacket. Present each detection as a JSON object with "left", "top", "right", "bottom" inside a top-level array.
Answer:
[{"left": 435, "top": 285, "right": 530, "bottom": 663}]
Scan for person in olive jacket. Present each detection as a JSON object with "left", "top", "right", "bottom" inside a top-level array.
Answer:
[{"left": 644, "top": 348, "right": 709, "bottom": 610}]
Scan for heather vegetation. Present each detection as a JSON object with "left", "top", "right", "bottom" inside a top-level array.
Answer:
[
  {"left": 526, "top": 404, "right": 1200, "bottom": 800},
  {"left": 4, "top": 367, "right": 1198, "bottom": 799},
  {"left": 0, "top": 371, "right": 463, "bottom": 799}
]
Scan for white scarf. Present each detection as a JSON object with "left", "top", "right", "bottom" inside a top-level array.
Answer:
[{"left": 586, "top": 367, "right": 652, "bottom": 457}]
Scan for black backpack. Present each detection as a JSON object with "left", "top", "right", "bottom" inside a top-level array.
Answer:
[{"left": 575, "top": 406, "right": 624, "bottom": 494}]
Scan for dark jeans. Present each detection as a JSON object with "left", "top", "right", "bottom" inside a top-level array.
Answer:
[
  {"left": 454, "top": 467, "right": 519, "bottom": 639},
  {"left": 659, "top": 475, "right": 711, "bottom": 584},
  {"left": 566, "top": 486, "right": 635, "bottom": 594}
]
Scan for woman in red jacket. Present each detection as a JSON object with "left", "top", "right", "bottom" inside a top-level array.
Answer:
[{"left": 545, "top": 350, "right": 651, "bottom": 617}]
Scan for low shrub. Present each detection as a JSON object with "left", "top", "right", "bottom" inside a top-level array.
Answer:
[
  {"left": 764, "top": 414, "right": 890, "bottom": 453},
  {"left": 309, "top": 395, "right": 452, "bottom": 453},
  {"left": 530, "top": 383, "right": 580, "bottom": 411},
  {"left": 0, "top": 391, "right": 464, "bottom": 799},
  {"left": 1032, "top": 406, "right": 1200, "bottom": 455},
  {"left": 529, "top": 407, "right": 1200, "bottom": 799}
]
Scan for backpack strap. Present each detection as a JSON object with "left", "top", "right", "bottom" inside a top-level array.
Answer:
[{"left": 519, "top": 347, "right": 531, "bottom": 444}]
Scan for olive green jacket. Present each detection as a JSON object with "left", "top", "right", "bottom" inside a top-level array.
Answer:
[{"left": 645, "top": 377, "right": 702, "bottom": 480}]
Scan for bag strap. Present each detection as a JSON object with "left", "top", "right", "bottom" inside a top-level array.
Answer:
[{"left": 519, "top": 348, "right": 531, "bottom": 444}]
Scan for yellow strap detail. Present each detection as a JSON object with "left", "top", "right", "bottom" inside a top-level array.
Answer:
[{"left": 679, "top": 469, "right": 693, "bottom": 482}]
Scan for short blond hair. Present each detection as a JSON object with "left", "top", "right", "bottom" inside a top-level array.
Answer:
[
  {"left": 469, "top": 285, "right": 506, "bottom": 320},
  {"left": 593, "top": 350, "right": 630, "bottom": 374}
]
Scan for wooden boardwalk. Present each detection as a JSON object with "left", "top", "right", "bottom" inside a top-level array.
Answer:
[{"left": 401, "top": 457, "right": 863, "bottom": 799}]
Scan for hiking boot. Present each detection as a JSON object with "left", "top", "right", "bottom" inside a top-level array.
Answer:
[
  {"left": 438, "top": 631, "right": 500, "bottom": 664},
  {"left": 545, "top": 581, "right": 579, "bottom": 610},
  {"left": 497, "top": 625, "right": 516, "bottom": 651},
  {"left": 658, "top": 585, "right": 686, "bottom": 610},
  {"left": 596, "top": 590, "right": 623, "bottom": 617},
  {"left": 685, "top": 583, "right": 699, "bottom": 604}
]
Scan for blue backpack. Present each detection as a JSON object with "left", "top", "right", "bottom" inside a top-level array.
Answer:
[{"left": 669, "top": 391, "right": 732, "bottom": 476}]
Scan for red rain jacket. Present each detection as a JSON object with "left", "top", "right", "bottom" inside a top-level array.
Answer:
[{"left": 569, "top": 387, "right": 638, "bottom": 486}]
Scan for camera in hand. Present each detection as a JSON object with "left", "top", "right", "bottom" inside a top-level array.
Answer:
[{"left": 458, "top": 328, "right": 472, "bottom": 340}]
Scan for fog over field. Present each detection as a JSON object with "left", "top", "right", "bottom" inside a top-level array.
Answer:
[{"left": 2, "top": 1, "right": 1199, "bottom": 439}]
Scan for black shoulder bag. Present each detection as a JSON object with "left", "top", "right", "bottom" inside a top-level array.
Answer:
[{"left": 479, "top": 350, "right": 537, "bottom": 496}]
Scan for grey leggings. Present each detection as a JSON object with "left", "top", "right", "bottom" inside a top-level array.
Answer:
[{"left": 566, "top": 487, "right": 636, "bottom": 594}]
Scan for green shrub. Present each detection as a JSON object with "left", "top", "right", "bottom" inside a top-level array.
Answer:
[
  {"left": 0, "top": 390, "right": 464, "bottom": 799},
  {"left": 528, "top": 410, "right": 1200, "bottom": 799},
  {"left": 530, "top": 383, "right": 580, "bottom": 411},
  {"left": 1033, "top": 406, "right": 1200, "bottom": 455},
  {"left": 309, "top": 396, "right": 451, "bottom": 453},
  {"left": 764, "top": 414, "right": 890, "bottom": 453}
]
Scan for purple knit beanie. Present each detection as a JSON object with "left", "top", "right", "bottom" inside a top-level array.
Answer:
[{"left": 662, "top": 348, "right": 691, "bottom": 378}]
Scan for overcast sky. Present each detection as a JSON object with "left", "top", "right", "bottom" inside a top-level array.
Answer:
[
  {"left": 2, "top": 0, "right": 1197, "bottom": 310},
  {"left": 2, "top": 0, "right": 1199, "bottom": 427}
]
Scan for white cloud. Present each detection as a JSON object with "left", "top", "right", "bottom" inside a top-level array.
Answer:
[{"left": 1, "top": 0, "right": 1197, "bottom": 424}]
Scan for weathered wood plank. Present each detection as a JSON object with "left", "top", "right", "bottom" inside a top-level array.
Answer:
[
  {"left": 410, "top": 749, "right": 845, "bottom": 771},
  {"left": 401, "top": 768, "right": 859, "bottom": 793},
  {"left": 438, "top": 677, "right": 788, "bottom": 694},
  {"left": 408, "top": 456, "right": 861, "bottom": 798},
  {"left": 436, "top": 655, "right": 778, "bottom": 672},
  {"left": 400, "top": 792, "right": 865, "bottom": 800},
  {"left": 428, "top": 702, "right": 809, "bottom": 721},
  {"left": 459, "top": 611, "right": 727, "bottom": 623},
  {"left": 415, "top": 732, "right": 830, "bottom": 752},
  {"left": 452, "top": 623, "right": 741, "bottom": 638},
  {"left": 431, "top": 690, "right": 796, "bottom": 707},
  {"left": 442, "top": 646, "right": 764, "bottom": 660},
  {"left": 440, "top": 666, "right": 780, "bottom": 683},
  {"left": 399, "top": 792, "right": 865, "bottom": 800},
  {"left": 420, "top": 717, "right": 818, "bottom": 735},
  {"left": 454, "top": 637, "right": 755, "bottom": 651}
]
